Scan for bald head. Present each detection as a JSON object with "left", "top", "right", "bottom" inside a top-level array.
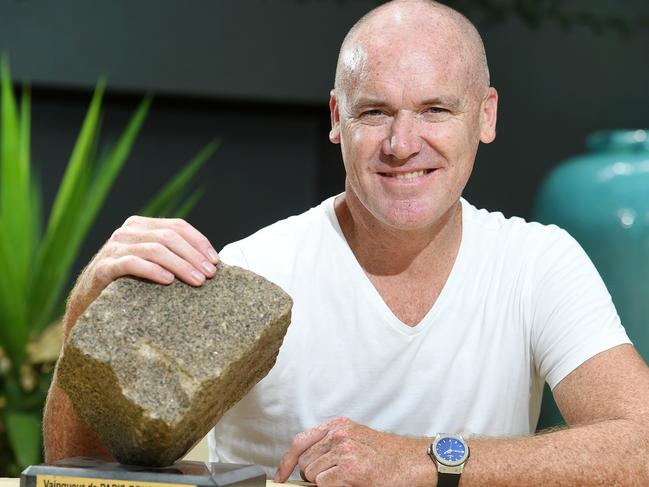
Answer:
[{"left": 334, "top": 0, "right": 490, "bottom": 99}]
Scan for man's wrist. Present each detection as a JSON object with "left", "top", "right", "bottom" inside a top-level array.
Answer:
[
  {"left": 428, "top": 434, "right": 470, "bottom": 487},
  {"left": 394, "top": 437, "right": 440, "bottom": 487}
]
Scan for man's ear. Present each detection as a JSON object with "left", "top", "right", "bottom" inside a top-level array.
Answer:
[
  {"left": 479, "top": 87, "right": 498, "bottom": 144},
  {"left": 329, "top": 89, "right": 341, "bottom": 144}
]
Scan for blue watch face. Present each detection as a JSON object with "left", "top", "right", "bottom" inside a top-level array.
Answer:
[{"left": 435, "top": 437, "right": 466, "bottom": 463}]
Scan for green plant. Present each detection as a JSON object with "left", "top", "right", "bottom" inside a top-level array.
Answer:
[{"left": 0, "top": 59, "right": 217, "bottom": 476}]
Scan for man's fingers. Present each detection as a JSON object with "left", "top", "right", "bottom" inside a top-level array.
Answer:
[
  {"left": 167, "top": 218, "right": 220, "bottom": 264},
  {"left": 110, "top": 221, "right": 218, "bottom": 284},
  {"left": 297, "top": 428, "right": 342, "bottom": 474},
  {"left": 302, "top": 450, "right": 338, "bottom": 484},
  {"left": 146, "top": 228, "right": 217, "bottom": 278},
  {"left": 314, "top": 465, "right": 342, "bottom": 487},
  {"left": 123, "top": 216, "right": 219, "bottom": 264},
  {"left": 126, "top": 242, "right": 209, "bottom": 286},
  {"left": 101, "top": 240, "right": 206, "bottom": 287},
  {"left": 275, "top": 424, "right": 330, "bottom": 482},
  {"left": 98, "top": 255, "right": 175, "bottom": 286}
]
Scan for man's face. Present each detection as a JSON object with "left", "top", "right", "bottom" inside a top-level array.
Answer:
[{"left": 330, "top": 38, "right": 497, "bottom": 231}]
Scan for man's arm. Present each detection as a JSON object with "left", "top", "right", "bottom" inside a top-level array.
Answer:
[
  {"left": 464, "top": 343, "right": 649, "bottom": 485},
  {"left": 43, "top": 270, "right": 116, "bottom": 462},
  {"left": 275, "top": 343, "right": 649, "bottom": 486},
  {"left": 43, "top": 216, "right": 219, "bottom": 462}
]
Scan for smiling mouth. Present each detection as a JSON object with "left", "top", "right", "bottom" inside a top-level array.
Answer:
[{"left": 380, "top": 169, "right": 435, "bottom": 180}]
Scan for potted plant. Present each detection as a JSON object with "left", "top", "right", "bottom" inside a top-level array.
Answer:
[{"left": 0, "top": 60, "right": 217, "bottom": 476}]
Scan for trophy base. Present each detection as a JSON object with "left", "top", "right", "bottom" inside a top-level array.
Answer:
[{"left": 21, "top": 457, "right": 266, "bottom": 487}]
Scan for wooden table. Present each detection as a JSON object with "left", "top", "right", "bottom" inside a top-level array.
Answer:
[{"left": 0, "top": 478, "right": 313, "bottom": 487}]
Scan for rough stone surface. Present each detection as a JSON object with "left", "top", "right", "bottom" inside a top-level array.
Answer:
[{"left": 57, "top": 263, "right": 292, "bottom": 467}]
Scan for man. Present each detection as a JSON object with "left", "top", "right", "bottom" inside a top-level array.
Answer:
[{"left": 44, "top": 0, "right": 649, "bottom": 485}]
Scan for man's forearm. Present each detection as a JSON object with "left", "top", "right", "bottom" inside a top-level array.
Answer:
[
  {"left": 43, "top": 260, "right": 113, "bottom": 462},
  {"left": 437, "top": 419, "right": 649, "bottom": 486},
  {"left": 43, "top": 381, "right": 114, "bottom": 463},
  {"left": 62, "top": 257, "right": 103, "bottom": 338},
  {"left": 276, "top": 417, "right": 640, "bottom": 485}
]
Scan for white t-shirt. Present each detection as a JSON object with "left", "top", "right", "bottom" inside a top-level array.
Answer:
[{"left": 208, "top": 196, "right": 630, "bottom": 478}]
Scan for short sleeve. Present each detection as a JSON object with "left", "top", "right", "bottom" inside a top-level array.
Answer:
[
  {"left": 530, "top": 227, "right": 631, "bottom": 390},
  {"left": 218, "top": 242, "right": 250, "bottom": 270}
]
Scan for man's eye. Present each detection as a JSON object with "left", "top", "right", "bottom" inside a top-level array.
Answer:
[
  {"left": 427, "top": 107, "right": 447, "bottom": 114},
  {"left": 361, "top": 109, "right": 384, "bottom": 117}
]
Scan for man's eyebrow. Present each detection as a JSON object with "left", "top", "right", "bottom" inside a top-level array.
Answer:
[
  {"left": 349, "top": 96, "right": 464, "bottom": 110},
  {"left": 350, "top": 97, "right": 389, "bottom": 109},
  {"left": 421, "top": 96, "right": 463, "bottom": 108}
]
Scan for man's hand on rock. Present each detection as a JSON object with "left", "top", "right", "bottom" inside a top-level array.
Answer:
[
  {"left": 275, "top": 417, "right": 423, "bottom": 486},
  {"left": 65, "top": 216, "right": 219, "bottom": 335},
  {"left": 93, "top": 216, "right": 219, "bottom": 288}
]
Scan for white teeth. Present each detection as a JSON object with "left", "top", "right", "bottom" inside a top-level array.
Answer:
[{"left": 390, "top": 170, "right": 428, "bottom": 180}]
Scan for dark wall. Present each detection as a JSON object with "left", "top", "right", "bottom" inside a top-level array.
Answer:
[
  {"left": 1, "top": 0, "right": 648, "bottom": 279},
  {"left": 29, "top": 93, "right": 329, "bottom": 253},
  {"left": 471, "top": 2, "right": 649, "bottom": 218},
  {"left": 1, "top": 0, "right": 375, "bottom": 103}
]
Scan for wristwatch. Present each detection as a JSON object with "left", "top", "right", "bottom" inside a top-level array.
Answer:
[{"left": 427, "top": 433, "right": 470, "bottom": 487}]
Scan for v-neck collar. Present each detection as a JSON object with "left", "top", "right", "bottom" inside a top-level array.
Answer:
[{"left": 323, "top": 195, "right": 471, "bottom": 336}]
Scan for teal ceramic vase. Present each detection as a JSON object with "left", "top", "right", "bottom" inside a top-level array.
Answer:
[{"left": 533, "top": 129, "right": 649, "bottom": 429}]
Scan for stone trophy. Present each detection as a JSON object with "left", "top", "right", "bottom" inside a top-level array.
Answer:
[{"left": 21, "top": 264, "right": 293, "bottom": 487}]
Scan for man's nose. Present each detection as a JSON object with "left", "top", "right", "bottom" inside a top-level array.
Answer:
[{"left": 382, "top": 111, "right": 422, "bottom": 160}]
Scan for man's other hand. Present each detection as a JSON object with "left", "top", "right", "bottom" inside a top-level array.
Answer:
[{"left": 275, "top": 417, "right": 428, "bottom": 486}]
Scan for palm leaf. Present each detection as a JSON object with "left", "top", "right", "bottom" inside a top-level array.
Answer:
[
  {"left": 0, "top": 64, "right": 216, "bottom": 475},
  {"left": 28, "top": 84, "right": 104, "bottom": 332},
  {"left": 20, "top": 86, "right": 39, "bottom": 257},
  {"left": 0, "top": 60, "right": 30, "bottom": 363},
  {"left": 174, "top": 185, "right": 207, "bottom": 219},
  {"left": 5, "top": 411, "right": 42, "bottom": 468},
  {"left": 30, "top": 97, "right": 151, "bottom": 335},
  {"left": 80, "top": 97, "right": 152, "bottom": 231},
  {"left": 139, "top": 139, "right": 219, "bottom": 217},
  {"left": 41, "top": 80, "right": 104, "bottom": 244},
  {"left": 0, "top": 221, "right": 28, "bottom": 363}
]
